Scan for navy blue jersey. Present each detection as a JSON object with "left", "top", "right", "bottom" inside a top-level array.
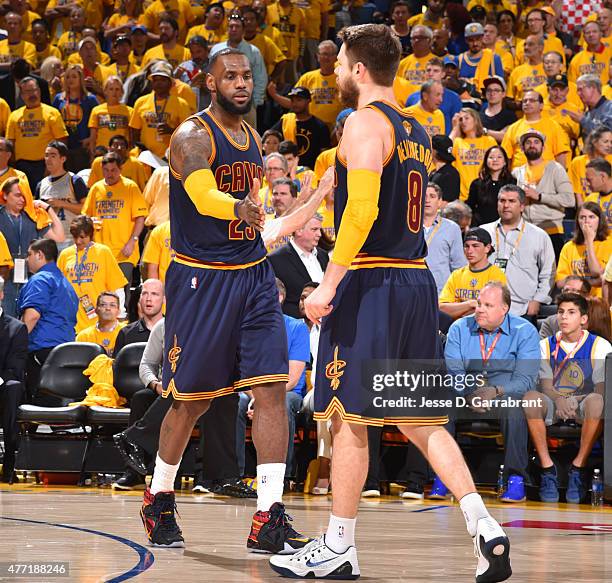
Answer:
[
  {"left": 335, "top": 101, "right": 432, "bottom": 265},
  {"left": 168, "top": 110, "right": 266, "bottom": 267}
]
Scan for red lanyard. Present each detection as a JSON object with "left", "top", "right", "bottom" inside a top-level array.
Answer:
[
  {"left": 551, "top": 331, "right": 586, "bottom": 386},
  {"left": 479, "top": 329, "right": 502, "bottom": 364}
]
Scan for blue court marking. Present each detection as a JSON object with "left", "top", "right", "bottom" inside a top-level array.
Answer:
[
  {"left": 410, "top": 505, "right": 450, "bottom": 512},
  {"left": 0, "top": 516, "right": 154, "bottom": 582}
]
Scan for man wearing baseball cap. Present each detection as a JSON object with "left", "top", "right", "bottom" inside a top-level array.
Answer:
[
  {"left": 439, "top": 227, "right": 507, "bottom": 320},
  {"left": 457, "top": 22, "right": 504, "bottom": 91},
  {"left": 534, "top": 51, "right": 583, "bottom": 111},
  {"left": 544, "top": 74, "right": 582, "bottom": 143},
  {"left": 429, "top": 134, "right": 460, "bottom": 203},
  {"left": 511, "top": 128, "right": 574, "bottom": 259}
]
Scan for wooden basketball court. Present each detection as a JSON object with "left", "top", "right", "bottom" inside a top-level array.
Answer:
[{"left": 1, "top": 481, "right": 611, "bottom": 582}]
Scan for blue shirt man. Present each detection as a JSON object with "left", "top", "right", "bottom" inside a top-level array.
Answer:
[
  {"left": 18, "top": 241, "right": 78, "bottom": 352},
  {"left": 444, "top": 281, "right": 540, "bottom": 501},
  {"left": 284, "top": 314, "right": 310, "bottom": 396}
]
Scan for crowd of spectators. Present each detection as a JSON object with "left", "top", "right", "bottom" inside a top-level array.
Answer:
[{"left": 0, "top": 0, "right": 611, "bottom": 502}]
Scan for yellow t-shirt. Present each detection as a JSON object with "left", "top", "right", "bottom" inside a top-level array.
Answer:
[
  {"left": 76, "top": 321, "right": 127, "bottom": 354},
  {"left": 267, "top": 1, "right": 306, "bottom": 61},
  {"left": 393, "top": 76, "right": 413, "bottom": 108},
  {"left": 82, "top": 176, "right": 149, "bottom": 265},
  {"left": 297, "top": 0, "right": 329, "bottom": 39},
  {"left": 6, "top": 104, "right": 68, "bottom": 161},
  {"left": 260, "top": 23, "right": 288, "bottom": 54},
  {"left": 545, "top": 103, "right": 581, "bottom": 143},
  {"left": 57, "top": 30, "right": 83, "bottom": 62},
  {"left": 397, "top": 53, "right": 433, "bottom": 95},
  {"left": 171, "top": 80, "right": 197, "bottom": 115},
  {"left": 89, "top": 103, "right": 133, "bottom": 149},
  {"left": 295, "top": 69, "right": 340, "bottom": 129},
  {"left": 439, "top": 264, "right": 508, "bottom": 303},
  {"left": 87, "top": 156, "right": 150, "bottom": 192},
  {"left": 604, "top": 84, "right": 612, "bottom": 100},
  {"left": 556, "top": 239, "right": 612, "bottom": 298},
  {"left": 501, "top": 117, "right": 570, "bottom": 169},
  {"left": 572, "top": 154, "right": 612, "bottom": 204},
  {"left": 568, "top": 47, "right": 612, "bottom": 85},
  {"left": 314, "top": 146, "right": 336, "bottom": 183},
  {"left": 141, "top": 44, "right": 192, "bottom": 71},
  {"left": 247, "top": 33, "right": 286, "bottom": 76},
  {"left": 0, "top": 97, "right": 10, "bottom": 136},
  {"left": 320, "top": 203, "right": 334, "bottom": 240},
  {"left": 534, "top": 80, "right": 584, "bottom": 112},
  {"left": 260, "top": 185, "right": 274, "bottom": 217},
  {"left": 452, "top": 135, "right": 497, "bottom": 201},
  {"left": 141, "top": 220, "right": 173, "bottom": 283},
  {"left": 407, "top": 13, "right": 445, "bottom": 30},
  {"left": 493, "top": 40, "right": 515, "bottom": 76},
  {"left": 46, "top": 0, "right": 77, "bottom": 40},
  {"left": 0, "top": 10, "right": 40, "bottom": 43},
  {"left": 57, "top": 242, "right": 128, "bottom": 333},
  {"left": 35, "top": 44, "right": 62, "bottom": 70},
  {"left": 404, "top": 103, "right": 445, "bottom": 137},
  {"left": 129, "top": 92, "right": 191, "bottom": 158},
  {"left": 0, "top": 39, "right": 37, "bottom": 67},
  {"left": 515, "top": 35, "right": 565, "bottom": 65},
  {"left": 143, "top": 0, "right": 195, "bottom": 43},
  {"left": 0, "top": 231, "right": 13, "bottom": 269},
  {"left": 467, "top": 0, "right": 517, "bottom": 16},
  {"left": 506, "top": 62, "right": 546, "bottom": 102},
  {"left": 100, "top": 61, "right": 141, "bottom": 85},
  {"left": 584, "top": 192, "right": 612, "bottom": 230},
  {"left": 186, "top": 24, "right": 227, "bottom": 45}
]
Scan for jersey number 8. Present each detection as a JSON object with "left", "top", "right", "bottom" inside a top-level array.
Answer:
[{"left": 407, "top": 170, "right": 423, "bottom": 234}]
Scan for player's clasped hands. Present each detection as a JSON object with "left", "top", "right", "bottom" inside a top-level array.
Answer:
[{"left": 236, "top": 178, "right": 265, "bottom": 231}]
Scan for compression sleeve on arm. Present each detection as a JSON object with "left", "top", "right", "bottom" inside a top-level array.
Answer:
[
  {"left": 331, "top": 169, "right": 381, "bottom": 267},
  {"left": 184, "top": 168, "right": 237, "bottom": 220}
]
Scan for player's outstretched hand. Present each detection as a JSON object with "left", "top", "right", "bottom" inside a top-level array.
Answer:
[
  {"left": 304, "top": 283, "right": 335, "bottom": 325},
  {"left": 316, "top": 167, "right": 334, "bottom": 199},
  {"left": 236, "top": 178, "right": 265, "bottom": 231},
  {"left": 295, "top": 173, "right": 313, "bottom": 205}
]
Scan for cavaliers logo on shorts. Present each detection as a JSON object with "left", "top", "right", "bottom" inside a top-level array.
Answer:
[
  {"left": 325, "top": 346, "right": 346, "bottom": 391},
  {"left": 168, "top": 335, "right": 182, "bottom": 373}
]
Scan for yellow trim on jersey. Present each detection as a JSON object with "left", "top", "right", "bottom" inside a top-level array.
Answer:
[
  {"left": 207, "top": 110, "right": 251, "bottom": 151},
  {"left": 234, "top": 374, "right": 290, "bottom": 389},
  {"left": 363, "top": 104, "right": 396, "bottom": 168},
  {"left": 349, "top": 255, "right": 427, "bottom": 270},
  {"left": 313, "top": 396, "right": 449, "bottom": 427},
  {"left": 173, "top": 252, "right": 266, "bottom": 270},
  {"left": 190, "top": 115, "right": 216, "bottom": 166}
]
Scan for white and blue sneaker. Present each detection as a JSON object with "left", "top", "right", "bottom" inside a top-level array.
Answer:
[
  {"left": 269, "top": 535, "right": 360, "bottom": 580},
  {"left": 474, "top": 516, "right": 512, "bottom": 583}
]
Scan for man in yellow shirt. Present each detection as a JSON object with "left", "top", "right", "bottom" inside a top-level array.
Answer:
[
  {"left": 76, "top": 291, "right": 126, "bottom": 355},
  {"left": 299, "top": 0, "right": 329, "bottom": 72},
  {"left": 142, "top": 166, "right": 169, "bottom": 228},
  {"left": 502, "top": 90, "right": 570, "bottom": 169},
  {"left": 408, "top": 0, "right": 445, "bottom": 30},
  {"left": 405, "top": 79, "right": 445, "bottom": 137},
  {"left": 482, "top": 22, "right": 514, "bottom": 77},
  {"left": 186, "top": 2, "right": 227, "bottom": 45},
  {"left": 534, "top": 51, "right": 583, "bottom": 111},
  {"left": 0, "top": 12, "right": 36, "bottom": 71},
  {"left": 31, "top": 18, "right": 62, "bottom": 72},
  {"left": 514, "top": 8, "right": 565, "bottom": 65},
  {"left": 243, "top": 7, "right": 286, "bottom": 81},
  {"left": 82, "top": 152, "right": 148, "bottom": 306},
  {"left": 143, "top": 0, "right": 195, "bottom": 45},
  {"left": 397, "top": 25, "right": 434, "bottom": 94},
  {"left": 544, "top": 75, "right": 582, "bottom": 144},
  {"left": 141, "top": 220, "right": 173, "bottom": 282},
  {"left": 58, "top": 216, "right": 128, "bottom": 333},
  {"left": 439, "top": 227, "right": 507, "bottom": 320},
  {"left": 129, "top": 64, "right": 191, "bottom": 159},
  {"left": 585, "top": 159, "right": 612, "bottom": 229},
  {"left": 267, "top": 0, "right": 306, "bottom": 84},
  {"left": 507, "top": 35, "right": 546, "bottom": 104},
  {"left": 141, "top": 17, "right": 192, "bottom": 71},
  {"left": 568, "top": 21, "right": 612, "bottom": 85},
  {"left": 6, "top": 77, "right": 68, "bottom": 191}
]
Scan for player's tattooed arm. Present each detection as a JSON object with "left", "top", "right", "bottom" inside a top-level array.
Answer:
[{"left": 170, "top": 119, "right": 214, "bottom": 181}]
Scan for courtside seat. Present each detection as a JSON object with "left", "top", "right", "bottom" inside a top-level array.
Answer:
[
  {"left": 86, "top": 343, "right": 147, "bottom": 425},
  {"left": 17, "top": 342, "right": 105, "bottom": 426}
]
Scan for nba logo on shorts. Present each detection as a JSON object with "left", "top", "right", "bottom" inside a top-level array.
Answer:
[{"left": 191, "top": 276, "right": 198, "bottom": 289}]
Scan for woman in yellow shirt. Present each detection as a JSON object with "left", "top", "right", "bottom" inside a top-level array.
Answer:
[
  {"left": 569, "top": 127, "right": 612, "bottom": 205},
  {"left": 450, "top": 108, "right": 497, "bottom": 201},
  {"left": 89, "top": 76, "right": 133, "bottom": 155},
  {"left": 556, "top": 202, "right": 612, "bottom": 298}
]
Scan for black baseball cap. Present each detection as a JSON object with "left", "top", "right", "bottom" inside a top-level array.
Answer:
[
  {"left": 431, "top": 135, "right": 455, "bottom": 163},
  {"left": 547, "top": 73, "right": 568, "bottom": 88},
  {"left": 287, "top": 86, "right": 311, "bottom": 100},
  {"left": 465, "top": 227, "right": 493, "bottom": 247}
]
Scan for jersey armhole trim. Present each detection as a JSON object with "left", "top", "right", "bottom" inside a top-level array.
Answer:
[{"left": 363, "top": 104, "right": 396, "bottom": 168}]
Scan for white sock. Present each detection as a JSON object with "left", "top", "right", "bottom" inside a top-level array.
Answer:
[
  {"left": 325, "top": 514, "right": 356, "bottom": 553},
  {"left": 459, "top": 492, "right": 490, "bottom": 537},
  {"left": 256, "top": 463, "right": 285, "bottom": 512},
  {"left": 150, "top": 454, "right": 181, "bottom": 495}
]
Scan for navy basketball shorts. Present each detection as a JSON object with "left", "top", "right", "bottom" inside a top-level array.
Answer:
[
  {"left": 162, "top": 259, "right": 289, "bottom": 400},
  {"left": 314, "top": 266, "right": 449, "bottom": 426}
]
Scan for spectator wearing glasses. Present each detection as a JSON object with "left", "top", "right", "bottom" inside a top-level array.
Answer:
[
  {"left": 575, "top": 74, "right": 612, "bottom": 139},
  {"left": 479, "top": 76, "right": 516, "bottom": 144},
  {"left": 397, "top": 25, "right": 435, "bottom": 96},
  {"left": 260, "top": 152, "right": 289, "bottom": 217},
  {"left": 568, "top": 22, "right": 612, "bottom": 86},
  {"left": 514, "top": 9, "right": 565, "bottom": 66}
]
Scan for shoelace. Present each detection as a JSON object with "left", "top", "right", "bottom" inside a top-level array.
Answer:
[
  {"left": 271, "top": 506, "right": 295, "bottom": 532},
  {"left": 157, "top": 498, "right": 181, "bottom": 534}
]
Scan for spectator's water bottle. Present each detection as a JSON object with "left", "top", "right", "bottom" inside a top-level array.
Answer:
[
  {"left": 591, "top": 469, "right": 603, "bottom": 507},
  {"left": 497, "top": 465, "right": 505, "bottom": 497}
]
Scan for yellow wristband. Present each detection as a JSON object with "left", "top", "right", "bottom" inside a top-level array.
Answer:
[{"left": 184, "top": 168, "right": 237, "bottom": 220}]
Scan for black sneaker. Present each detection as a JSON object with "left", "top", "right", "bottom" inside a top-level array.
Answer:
[
  {"left": 112, "top": 468, "right": 146, "bottom": 491},
  {"left": 114, "top": 432, "right": 148, "bottom": 475},
  {"left": 247, "top": 502, "right": 313, "bottom": 554},
  {"left": 213, "top": 478, "right": 257, "bottom": 498},
  {"left": 140, "top": 488, "right": 185, "bottom": 548}
]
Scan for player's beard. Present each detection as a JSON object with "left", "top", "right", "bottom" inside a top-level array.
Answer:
[
  {"left": 338, "top": 76, "right": 359, "bottom": 109},
  {"left": 216, "top": 89, "right": 253, "bottom": 115}
]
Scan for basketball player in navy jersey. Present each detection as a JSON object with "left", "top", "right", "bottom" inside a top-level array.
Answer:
[
  {"left": 270, "top": 25, "right": 512, "bottom": 582},
  {"left": 140, "top": 48, "right": 312, "bottom": 554}
]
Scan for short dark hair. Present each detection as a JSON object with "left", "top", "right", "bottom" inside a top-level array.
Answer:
[
  {"left": 557, "top": 292, "right": 588, "bottom": 316},
  {"left": 19, "top": 76, "right": 39, "bottom": 89},
  {"left": 29, "top": 238, "right": 58, "bottom": 262},
  {"left": 0, "top": 137, "right": 14, "bottom": 155},
  {"left": 31, "top": 17, "right": 50, "bottom": 32},
  {"left": 109, "top": 134, "right": 129, "bottom": 147},
  {"left": 586, "top": 157, "right": 611, "bottom": 177},
  {"left": 262, "top": 129, "right": 282, "bottom": 143},
  {"left": 302, "top": 281, "right": 319, "bottom": 292},
  {"left": 562, "top": 275, "right": 592, "bottom": 295},
  {"left": 272, "top": 177, "right": 298, "bottom": 198},
  {"left": 498, "top": 184, "right": 526, "bottom": 204},
  {"left": 574, "top": 201, "right": 609, "bottom": 244},
  {"left": 70, "top": 215, "right": 94, "bottom": 239},
  {"left": 188, "top": 35, "right": 208, "bottom": 48},
  {"left": 1, "top": 176, "right": 20, "bottom": 196},
  {"left": 275, "top": 277, "right": 287, "bottom": 299},
  {"left": 206, "top": 1, "right": 225, "bottom": 14},
  {"left": 97, "top": 291, "right": 120, "bottom": 307},
  {"left": 278, "top": 140, "right": 299, "bottom": 157},
  {"left": 338, "top": 24, "right": 401, "bottom": 87},
  {"left": 47, "top": 140, "right": 68, "bottom": 158},
  {"left": 496, "top": 9, "right": 516, "bottom": 23},
  {"left": 426, "top": 57, "right": 444, "bottom": 69},
  {"left": 208, "top": 47, "right": 248, "bottom": 70},
  {"left": 482, "top": 281, "right": 512, "bottom": 309},
  {"left": 102, "top": 151, "right": 123, "bottom": 167},
  {"left": 159, "top": 16, "right": 179, "bottom": 32}
]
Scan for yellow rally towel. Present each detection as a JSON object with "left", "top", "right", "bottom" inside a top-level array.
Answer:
[
  {"left": 71, "top": 354, "right": 127, "bottom": 408},
  {"left": 281, "top": 113, "right": 297, "bottom": 144}
]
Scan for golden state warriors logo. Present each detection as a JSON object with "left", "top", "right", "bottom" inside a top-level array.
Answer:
[
  {"left": 402, "top": 120, "right": 412, "bottom": 136},
  {"left": 470, "top": 278, "right": 478, "bottom": 287},
  {"left": 325, "top": 346, "right": 346, "bottom": 391},
  {"left": 168, "top": 335, "right": 182, "bottom": 374},
  {"left": 555, "top": 362, "right": 585, "bottom": 397}
]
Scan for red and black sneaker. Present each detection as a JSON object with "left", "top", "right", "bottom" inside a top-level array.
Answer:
[
  {"left": 140, "top": 487, "right": 185, "bottom": 548},
  {"left": 247, "top": 502, "right": 313, "bottom": 555}
]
